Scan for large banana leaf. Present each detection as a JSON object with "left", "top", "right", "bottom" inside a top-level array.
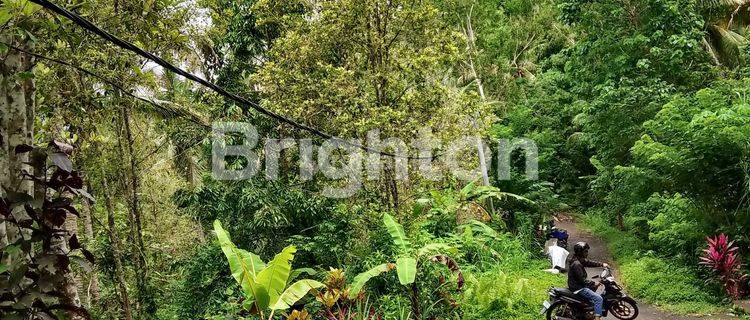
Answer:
[
  {"left": 396, "top": 257, "right": 417, "bottom": 285},
  {"left": 272, "top": 279, "right": 324, "bottom": 310},
  {"left": 213, "top": 220, "right": 265, "bottom": 299},
  {"left": 460, "top": 181, "right": 532, "bottom": 204},
  {"left": 708, "top": 24, "right": 746, "bottom": 68},
  {"left": 255, "top": 245, "right": 296, "bottom": 309},
  {"left": 383, "top": 213, "right": 410, "bottom": 253},
  {"left": 349, "top": 263, "right": 391, "bottom": 296},
  {"left": 467, "top": 220, "right": 499, "bottom": 239}
]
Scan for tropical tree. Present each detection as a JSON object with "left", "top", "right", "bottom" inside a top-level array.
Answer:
[
  {"left": 252, "top": 0, "right": 491, "bottom": 209},
  {"left": 701, "top": 0, "right": 750, "bottom": 67}
]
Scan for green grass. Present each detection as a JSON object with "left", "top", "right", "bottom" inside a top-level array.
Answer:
[
  {"left": 461, "top": 255, "right": 565, "bottom": 320},
  {"left": 581, "top": 214, "right": 728, "bottom": 315}
]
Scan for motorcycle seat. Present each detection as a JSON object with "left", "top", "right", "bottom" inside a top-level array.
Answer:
[{"left": 553, "top": 288, "right": 586, "bottom": 302}]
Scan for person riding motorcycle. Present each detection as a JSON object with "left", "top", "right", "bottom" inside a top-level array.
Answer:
[{"left": 568, "top": 242, "right": 610, "bottom": 320}]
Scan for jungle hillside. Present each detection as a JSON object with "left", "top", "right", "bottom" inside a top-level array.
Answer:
[{"left": 2, "top": 0, "right": 750, "bottom": 319}]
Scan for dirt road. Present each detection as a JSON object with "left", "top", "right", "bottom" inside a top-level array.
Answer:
[{"left": 555, "top": 217, "right": 737, "bottom": 320}]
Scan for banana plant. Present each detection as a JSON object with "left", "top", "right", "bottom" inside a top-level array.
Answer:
[
  {"left": 361, "top": 213, "right": 464, "bottom": 319},
  {"left": 382, "top": 213, "right": 462, "bottom": 287},
  {"left": 213, "top": 220, "right": 323, "bottom": 319}
]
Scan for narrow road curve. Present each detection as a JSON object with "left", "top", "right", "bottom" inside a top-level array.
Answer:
[{"left": 555, "top": 216, "right": 736, "bottom": 320}]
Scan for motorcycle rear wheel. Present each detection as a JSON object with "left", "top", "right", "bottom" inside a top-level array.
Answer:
[
  {"left": 546, "top": 301, "right": 577, "bottom": 320},
  {"left": 609, "top": 297, "right": 639, "bottom": 320}
]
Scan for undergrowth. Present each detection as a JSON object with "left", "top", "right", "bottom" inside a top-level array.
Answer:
[{"left": 459, "top": 235, "right": 564, "bottom": 320}]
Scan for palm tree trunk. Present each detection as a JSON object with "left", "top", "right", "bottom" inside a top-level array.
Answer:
[{"left": 464, "top": 12, "right": 495, "bottom": 215}]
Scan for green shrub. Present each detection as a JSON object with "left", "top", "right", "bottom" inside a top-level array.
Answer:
[
  {"left": 169, "top": 244, "right": 234, "bottom": 319},
  {"left": 619, "top": 256, "right": 724, "bottom": 314},
  {"left": 645, "top": 194, "right": 704, "bottom": 259},
  {"left": 582, "top": 213, "right": 645, "bottom": 259},
  {"left": 624, "top": 193, "right": 705, "bottom": 260},
  {"left": 457, "top": 227, "right": 564, "bottom": 320}
]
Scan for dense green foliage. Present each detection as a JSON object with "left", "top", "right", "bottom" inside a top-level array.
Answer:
[{"left": 4, "top": 0, "right": 750, "bottom": 318}]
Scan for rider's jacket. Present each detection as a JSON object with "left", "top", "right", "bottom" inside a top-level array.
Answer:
[{"left": 567, "top": 257, "right": 603, "bottom": 292}]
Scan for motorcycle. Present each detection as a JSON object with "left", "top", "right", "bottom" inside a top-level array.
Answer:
[
  {"left": 541, "top": 267, "right": 639, "bottom": 320},
  {"left": 548, "top": 227, "right": 569, "bottom": 249},
  {"left": 543, "top": 220, "right": 569, "bottom": 249}
]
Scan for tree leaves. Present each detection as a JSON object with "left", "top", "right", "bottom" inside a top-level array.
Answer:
[
  {"left": 383, "top": 213, "right": 410, "bottom": 253},
  {"left": 429, "top": 255, "right": 464, "bottom": 290},
  {"left": 50, "top": 153, "right": 72, "bottom": 172},
  {"left": 413, "top": 198, "right": 430, "bottom": 216},
  {"left": 395, "top": 257, "right": 417, "bottom": 285},
  {"left": 271, "top": 279, "right": 324, "bottom": 310},
  {"left": 288, "top": 267, "right": 317, "bottom": 285},
  {"left": 416, "top": 243, "right": 455, "bottom": 257},
  {"left": 14, "top": 144, "right": 33, "bottom": 154},
  {"left": 349, "top": 263, "right": 392, "bottom": 296}
]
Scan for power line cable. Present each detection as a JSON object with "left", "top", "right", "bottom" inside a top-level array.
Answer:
[{"left": 29, "top": 0, "right": 440, "bottom": 160}]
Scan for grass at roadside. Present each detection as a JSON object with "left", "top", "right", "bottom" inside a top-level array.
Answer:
[
  {"left": 453, "top": 231, "right": 567, "bottom": 320},
  {"left": 461, "top": 258, "right": 565, "bottom": 320},
  {"left": 581, "top": 214, "right": 728, "bottom": 315}
]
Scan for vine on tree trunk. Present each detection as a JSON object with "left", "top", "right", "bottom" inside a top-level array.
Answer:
[{"left": 0, "top": 140, "right": 94, "bottom": 319}]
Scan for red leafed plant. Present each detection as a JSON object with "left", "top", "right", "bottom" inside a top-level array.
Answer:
[{"left": 700, "top": 234, "right": 748, "bottom": 299}]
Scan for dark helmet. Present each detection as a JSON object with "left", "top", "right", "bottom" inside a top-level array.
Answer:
[{"left": 573, "top": 242, "right": 590, "bottom": 258}]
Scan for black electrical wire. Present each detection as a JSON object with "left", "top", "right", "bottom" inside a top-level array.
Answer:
[{"left": 29, "top": 0, "right": 440, "bottom": 160}]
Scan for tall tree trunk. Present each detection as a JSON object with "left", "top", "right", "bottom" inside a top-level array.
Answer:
[
  {"left": 0, "top": 40, "right": 12, "bottom": 265},
  {"left": 464, "top": 12, "right": 494, "bottom": 215},
  {"left": 102, "top": 171, "right": 133, "bottom": 320},
  {"left": 187, "top": 155, "right": 197, "bottom": 188},
  {"left": 1, "top": 37, "right": 82, "bottom": 316},
  {"left": 118, "top": 100, "right": 150, "bottom": 315},
  {"left": 383, "top": 161, "right": 399, "bottom": 210},
  {"left": 0, "top": 37, "right": 33, "bottom": 264},
  {"left": 0, "top": 38, "right": 32, "bottom": 195},
  {"left": 60, "top": 207, "right": 83, "bottom": 312},
  {"left": 81, "top": 184, "right": 100, "bottom": 305}
]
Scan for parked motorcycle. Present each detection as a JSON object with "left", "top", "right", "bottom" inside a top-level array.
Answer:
[
  {"left": 541, "top": 220, "right": 570, "bottom": 249},
  {"left": 548, "top": 227, "right": 569, "bottom": 249},
  {"left": 541, "top": 267, "right": 639, "bottom": 320}
]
